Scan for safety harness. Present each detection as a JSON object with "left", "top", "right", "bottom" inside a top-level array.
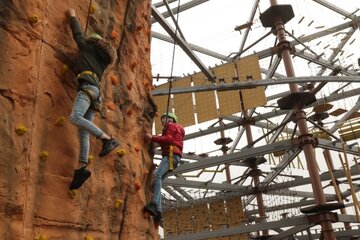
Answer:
[{"left": 77, "top": 71, "right": 101, "bottom": 111}]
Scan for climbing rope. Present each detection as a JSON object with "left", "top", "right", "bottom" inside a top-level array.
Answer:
[
  {"left": 84, "top": 0, "right": 93, "bottom": 35},
  {"left": 164, "top": 0, "right": 181, "bottom": 122}
]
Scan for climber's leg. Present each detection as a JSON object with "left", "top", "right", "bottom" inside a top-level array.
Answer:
[
  {"left": 69, "top": 84, "right": 103, "bottom": 138},
  {"left": 78, "top": 109, "right": 96, "bottom": 165}
]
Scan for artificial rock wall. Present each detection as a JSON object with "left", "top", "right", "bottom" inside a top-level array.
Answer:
[{"left": 0, "top": 0, "right": 158, "bottom": 239}]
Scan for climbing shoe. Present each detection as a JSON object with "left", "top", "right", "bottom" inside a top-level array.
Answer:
[
  {"left": 154, "top": 211, "right": 163, "bottom": 227},
  {"left": 99, "top": 138, "right": 119, "bottom": 157},
  {"left": 69, "top": 166, "right": 91, "bottom": 190},
  {"left": 143, "top": 202, "right": 157, "bottom": 217}
]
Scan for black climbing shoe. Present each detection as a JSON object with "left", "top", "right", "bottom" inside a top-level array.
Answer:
[
  {"left": 69, "top": 166, "right": 91, "bottom": 190},
  {"left": 99, "top": 138, "right": 119, "bottom": 157},
  {"left": 154, "top": 211, "right": 163, "bottom": 227},
  {"left": 143, "top": 202, "right": 157, "bottom": 217}
]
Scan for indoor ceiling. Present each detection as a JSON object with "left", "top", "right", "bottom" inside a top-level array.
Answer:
[{"left": 149, "top": 0, "right": 360, "bottom": 238}]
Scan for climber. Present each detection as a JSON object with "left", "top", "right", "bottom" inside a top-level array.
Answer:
[
  {"left": 143, "top": 112, "right": 185, "bottom": 226},
  {"left": 66, "top": 8, "right": 119, "bottom": 190}
]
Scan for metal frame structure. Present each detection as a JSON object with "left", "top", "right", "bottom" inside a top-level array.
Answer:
[{"left": 150, "top": 0, "right": 360, "bottom": 239}]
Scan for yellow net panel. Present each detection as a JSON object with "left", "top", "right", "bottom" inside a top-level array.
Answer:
[
  {"left": 236, "top": 54, "right": 266, "bottom": 110},
  {"left": 212, "top": 62, "right": 237, "bottom": 83},
  {"left": 213, "top": 61, "right": 243, "bottom": 117},
  {"left": 226, "top": 197, "right": 248, "bottom": 240},
  {"left": 193, "top": 73, "right": 218, "bottom": 123},
  {"left": 193, "top": 203, "right": 211, "bottom": 232},
  {"left": 177, "top": 206, "right": 195, "bottom": 234},
  {"left": 153, "top": 82, "right": 171, "bottom": 134},
  {"left": 163, "top": 209, "right": 179, "bottom": 237},
  {"left": 172, "top": 77, "right": 195, "bottom": 127},
  {"left": 209, "top": 200, "right": 227, "bottom": 229}
]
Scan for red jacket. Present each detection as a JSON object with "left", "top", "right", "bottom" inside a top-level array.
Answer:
[{"left": 152, "top": 122, "right": 185, "bottom": 157}]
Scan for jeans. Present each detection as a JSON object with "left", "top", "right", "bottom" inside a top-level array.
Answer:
[
  {"left": 69, "top": 84, "right": 104, "bottom": 164},
  {"left": 151, "top": 154, "right": 180, "bottom": 213}
]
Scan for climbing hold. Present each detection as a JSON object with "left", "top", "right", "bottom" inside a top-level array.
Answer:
[
  {"left": 110, "top": 75, "right": 119, "bottom": 85},
  {"left": 130, "top": 62, "right": 137, "bottom": 72},
  {"left": 69, "top": 189, "right": 77, "bottom": 199},
  {"left": 134, "top": 146, "right": 140, "bottom": 152},
  {"left": 127, "top": 82, "right": 133, "bottom": 90},
  {"left": 55, "top": 116, "right": 66, "bottom": 126},
  {"left": 136, "top": 25, "right": 143, "bottom": 32},
  {"left": 34, "top": 235, "right": 47, "bottom": 240},
  {"left": 135, "top": 182, "right": 141, "bottom": 191},
  {"left": 126, "top": 109, "right": 133, "bottom": 116},
  {"left": 110, "top": 30, "right": 119, "bottom": 40},
  {"left": 116, "top": 149, "right": 126, "bottom": 157},
  {"left": 60, "top": 64, "right": 69, "bottom": 75},
  {"left": 39, "top": 151, "right": 48, "bottom": 161},
  {"left": 107, "top": 102, "right": 116, "bottom": 111},
  {"left": 114, "top": 199, "right": 124, "bottom": 209},
  {"left": 28, "top": 14, "right": 39, "bottom": 25},
  {"left": 144, "top": 47, "right": 150, "bottom": 52},
  {"left": 90, "top": 5, "right": 97, "bottom": 14},
  {"left": 88, "top": 155, "right": 94, "bottom": 164},
  {"left": 15, "top": 125, "right": 28, "bottom": 136},
  {"left": 85, "top": 236, "right": 94, "bottom": 240}
]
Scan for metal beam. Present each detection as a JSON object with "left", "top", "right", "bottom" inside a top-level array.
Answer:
[
  {"left": 312, "top": 0, "right": 359, "bottom": 20},
  {"left": 171, "top": 139, "right": 296, "bottom": 175},
  {"left": 166, "top": 215, "right": 313, "bottom": 240},
  {"left": 152, "top": 76, "right": 360, "bottom": 95},
  {"left": 163, "top": 177, "right": 249, "bottom": 192},
  {"left": 152, "top": 31, "right": 229, "bottom": 61},
  {"left": 180, "top": 87, "right": 360, "bottom": 141},
  {"left": 293, "top": 50, "right": 358, "bottom": 76},
  {"left": 152, "top": 0, "right": 209, "bottom": 24},
  {"left": 163, "top": 186, "right": 184, "bottom": 201},
  {"left": 151, "top": 5, "right": 215, "bottom": 81}
]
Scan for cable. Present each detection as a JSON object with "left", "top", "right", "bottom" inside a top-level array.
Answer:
[
  {"left": 164, "top": 0, "right": 182, "bottom": 122},
  {"left": 84, "top": 0, "right": 93, "bottom": 35}
]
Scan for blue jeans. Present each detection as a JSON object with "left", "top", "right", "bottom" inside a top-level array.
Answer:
[
  {"left": 151, "top": 154, "right": 180, "bottom": 213},
  {"left": 69, "top": 84, "right": 104, "bottom": 164}
]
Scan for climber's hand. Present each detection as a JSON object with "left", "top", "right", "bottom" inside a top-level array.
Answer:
[
  {"left": 67, "top": 8, "right": 76, "bottom": 18},
  {"left": 144, "top": 133, "right": 152, "bottom": 142}
]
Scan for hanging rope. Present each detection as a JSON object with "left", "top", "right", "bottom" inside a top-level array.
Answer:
[
  {"left": 164, "top": 0, "right": 182, "bottom": 122},
  {"left": 84, "top": 0, "right": 93, "bottom": 35}
]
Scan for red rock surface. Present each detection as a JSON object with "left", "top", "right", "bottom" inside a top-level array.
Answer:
[{"left": 0, "top": 0, "right": 158, "bottom": 239}]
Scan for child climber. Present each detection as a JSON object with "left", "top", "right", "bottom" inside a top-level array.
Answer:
[
  {"left": 143, "top": 112, "right": 185, "bottom": 226},
  {"left": 66, "top": 8, "right": 119, "bottom": 190}
]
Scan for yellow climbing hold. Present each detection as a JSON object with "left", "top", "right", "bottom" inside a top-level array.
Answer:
[
  {"left": 88, "top": 154, "right": 94, "bottom": 164},
  {"left": 60, "top": 64, "right": 69, "bottom": 75},
  {"left": 90, "top": 5, "right": 97, "bottom": 14},
  {"left": 39, "top": 151, "right": 48, "bottom": 161},
  {"left": 34, "top": 235, "right": 47, "bottom": 240},
  {"left": 116, "top": 149, "right": 126, "bottom": 157},
  {"left": 114, "top": 199, "right": 124, "bottom": 209},
  {"left": 15, "top": 125, "right": 28, "bottom": 135},
  {"left": 69, "top": 189, "right": 77, "bottom": 199},
  {"left": 55, "top": 116, "right": 66, "bottom": 126},
  {"left": 28, "top": 14, "right": 39, "bottom": 24},
  {"left": 85, "top": 236, "right": 94, "bottom": 240}
]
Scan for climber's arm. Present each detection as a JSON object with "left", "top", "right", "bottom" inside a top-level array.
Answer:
[{"left": 67, "top": 9, "right": 87, "bottom": 49}]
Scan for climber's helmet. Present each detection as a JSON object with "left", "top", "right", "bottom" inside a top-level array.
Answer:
[{"left": 161, "top": 112, "right": 178, "bottom": 123}]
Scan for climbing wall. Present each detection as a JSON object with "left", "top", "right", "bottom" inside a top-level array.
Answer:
[{"left": 0, "top": 0, "right": 158, "bottom": 239}]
